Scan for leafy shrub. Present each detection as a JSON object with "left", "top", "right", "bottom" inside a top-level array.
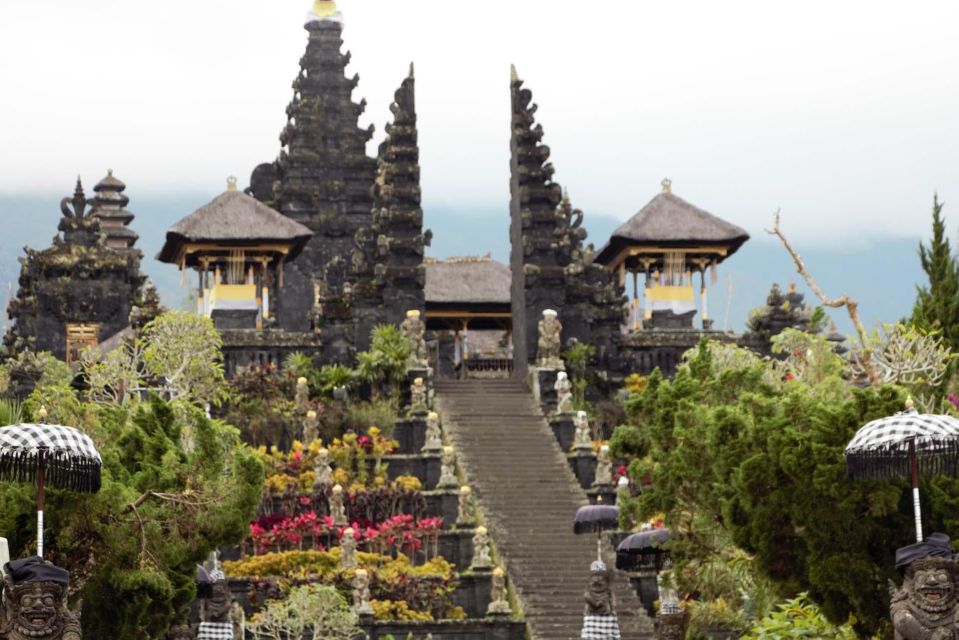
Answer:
[{"left": 742, "top": 593, "right": 858, "bottom": 640}]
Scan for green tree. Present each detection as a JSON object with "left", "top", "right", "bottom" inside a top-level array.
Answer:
[
  {"left": 0, "top": 394, "right": 262, "bottom": 639},
  {"left": 83, "top": 311, "right": 228, "bottom": 407},
  {"left": 247, "top": 583, "right": 360, "bottom": 640},
  {"left": 912, "top": 194, "right": 959, "bottom": 353},
  {"left": 613, "top": 340, "right": 959, "bottom": 636}
]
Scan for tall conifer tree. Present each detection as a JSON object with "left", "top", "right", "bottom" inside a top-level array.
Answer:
[{"left": 911, "top": 194, "right": 959, "bottom": 353}]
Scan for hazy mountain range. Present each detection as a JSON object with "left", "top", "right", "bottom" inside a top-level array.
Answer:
[{"left": 0, "top": 193, "right": 926, "bottom": 339}]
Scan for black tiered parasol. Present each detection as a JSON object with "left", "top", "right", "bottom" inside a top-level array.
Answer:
[
  {"left": 615, "top": 528, "right": 672, "bottom": 572},
  {"left": 574, "top": 503, "right": 619, "bottom": 562},
  {"left": 0, "top": 416, "right": 102, "bottom": 557},
  {"left": 845, "top": 402, "right": 959, "bottom": 543}
]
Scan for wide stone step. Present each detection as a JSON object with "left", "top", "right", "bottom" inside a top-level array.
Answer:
[{"left": 436, "top": 381, "right": 653, "bottom": 640}]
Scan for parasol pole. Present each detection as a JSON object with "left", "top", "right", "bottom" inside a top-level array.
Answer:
[
  {"left": 37, "top": 447, "right": 46, "bottom": 558},
  {"left": 909, "top": 438, "right": 922, "bottom": 543}
]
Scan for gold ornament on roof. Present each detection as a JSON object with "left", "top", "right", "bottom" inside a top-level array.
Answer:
[
  {"left": 661, "top": 178, "right": 672, "bottom": 194},
  {"left": 227, "top": 176, "right": 238, "bottom": 192},
  {"left": 312, "top": 0, "right": 338, "bottom": 17}
]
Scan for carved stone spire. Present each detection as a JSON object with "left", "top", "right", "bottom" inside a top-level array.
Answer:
[
  {"left": 57, "top": 177, "right": 99, "bottom": 247},
  {"left": 4, "top": 176, "right": 146, "bottom": 367},
  {"left": 508, "top": 69, "right": 624, "bottom": 381},
  {"left": 89, "top": 170, "right": 139, "bottom": 251},
  {"left": 250, "top": 4, "right": 377, "bottom": 362},
  {"left": 351, "top": 64, "right": 430, "bottom": 350}
]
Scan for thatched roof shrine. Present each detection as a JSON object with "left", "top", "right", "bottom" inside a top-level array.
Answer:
[
  {"left": 595, "top": 186, "right": 749, "bottom": 270},
  {"left": 424, "top": 256, "right": 511, "bottom": 305},
  {"left": 157, "top": 186, "right": 313, "bottom": 267}
]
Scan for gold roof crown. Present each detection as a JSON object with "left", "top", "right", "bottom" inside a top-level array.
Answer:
[{"left": 312, "top": 0, "right": 338, "bottom": 17}]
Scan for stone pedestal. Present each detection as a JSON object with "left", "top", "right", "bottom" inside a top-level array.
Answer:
[
  {"left": 384, "top": 453, "right": 441, "bottom": 489},
  {"left": 530, "top": 367, "right": 561, "bottom": 415},
  {"left": 629, "top": 574, "right": 660, "bottom": 618},
  {"left": 454, "top": 569, "right": 494, "bottom": 619},
  {"left": 423, "top": 489, "right": 459, "bottom": 529},
  {"left": 437, "top": 528, "right": 477, "bottom": 572},
  {"left": 393, "top": 416, "right": 427, "bottom": 454},
  {"left": 550, "top": 414, "right": 575, "bottom": 452},
  {"left": 567, "top": 450, "right": 597, "bottom": 490}
]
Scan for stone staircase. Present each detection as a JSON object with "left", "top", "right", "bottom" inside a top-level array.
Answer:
[{"left": 435, "top": 379, "right": 654, "bottom": 640}]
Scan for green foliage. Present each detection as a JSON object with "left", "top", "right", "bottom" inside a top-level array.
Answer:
[
  {"left": 221, "top": 365, "right": 297, "bottom": 448},
  {"left": 0, "top": 396, "right": 263, "bottom": 639},
  {"left": 357, "top": 325, "right": 412, "bottom": 400},
  {"left": 316, "top": 364, "right": 358, "bottom": 397},
  {"left": 247, "top": 583, "right": 360, "bottom": 640},
  {"left": 283, "top": 352, "right": 318, "bottom": 382},
  {"left": 83, "top": 311, "right": 228, "bottom": 407},
  {"left": 613, "top": 338, "right": 948, "bottom": 636},
  {"left": 0, "top": 398, "right": 22, "bottom": 425},
  {"left": 742, "top": 593, "right": 859, "bottom": 640},
  {"left": 912, "top": 194, "right": 959, "bottom": 357},
  {"left": 562, "top": 341, "right": 596, "bottom": 409}
]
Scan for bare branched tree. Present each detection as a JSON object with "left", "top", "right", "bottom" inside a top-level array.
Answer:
[{"left": 767, "top": 211, "right": 879, "bottom": 384}]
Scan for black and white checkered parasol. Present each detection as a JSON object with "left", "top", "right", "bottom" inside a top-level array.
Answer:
[
  {"left": 0, "top": 423, "right": 102, "bottom": 493},
  {"left": 845, "top": 408, "right": 959, "bottom": 480}
]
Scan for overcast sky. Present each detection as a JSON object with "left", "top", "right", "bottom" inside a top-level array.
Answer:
[{"left": 1, "top": 0, "right": 957, "bottom": 245}]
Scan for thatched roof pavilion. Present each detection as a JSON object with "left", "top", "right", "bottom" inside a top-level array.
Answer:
[
  {"left": 423, "top": 256, "right": 511, "bottom": 331},
  {"left": 157, "top": 179, "right": 313, "bottom": 329},
  {"left": 594, "top": 182, "right": 749, "bottom": 271},
  {"left": 157, "top": 183, "right": 312, "bottom": 267},
  {"left": 595, "top": 180, "right": 749, "bottom": 330}
]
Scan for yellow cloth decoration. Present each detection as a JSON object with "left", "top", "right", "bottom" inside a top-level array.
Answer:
[{"left": 646, "top": 285, "right": 694, "bottom": 303}]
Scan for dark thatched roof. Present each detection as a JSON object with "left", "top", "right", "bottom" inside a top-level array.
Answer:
[
  {"left": 595, "top": 191, "right": 750, "bottom": 266},
  {"left": 424, "top": 257, "right": 511, "bottom": 305},
  {"left": 157, "top": 190, "right": 312, "bottom": 264}
]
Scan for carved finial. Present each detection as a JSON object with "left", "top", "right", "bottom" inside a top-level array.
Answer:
[
  {"left": 906, "top": 396, "right": 915, "bottom": 410},
  {"left": 107, "top": 169, "right": 113, "bottom": 177},
  {"left": 227, "top": 176, "right": 238, "bottom": 192},
  {"left": 409, "top": 62, "right": 415, "bottom": 78},
  {"left": 311, "top": 0, "right": 337, "bottom": 17},
  {"left": 510, "top": 64, "right": 519, "bottom": 83},
  {"left": 661, "top": 178, "right": 672, "bottom": 194},
  {"left": 561, "top": 188, "right": 570, "bottom": 206},
  {"left": 37, "top": 406, "right": 48, "bottom": 423}
]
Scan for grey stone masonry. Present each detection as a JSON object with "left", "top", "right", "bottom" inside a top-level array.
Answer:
[{"left": 435, "top": 379, "right": 653, "bottom": 640}]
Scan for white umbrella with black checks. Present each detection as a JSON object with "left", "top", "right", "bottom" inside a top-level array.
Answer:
[
  {"left": 0, "top": 417, "right": 102, "bottom": 557},
  {"left": 845, "top": 403, "right": 959, "bottom": 543}
]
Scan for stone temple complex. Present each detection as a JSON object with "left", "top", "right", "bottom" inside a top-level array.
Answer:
[
  {"left": 0, "top": 3, "right": 862, "bottom": 640},
  {"left": 2, "top": 0, "right": 793, "bottom": 382}
]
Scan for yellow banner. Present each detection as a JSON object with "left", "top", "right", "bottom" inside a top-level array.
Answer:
[{"left": 646, "top": 285, "right": 694, "bottom": 302}]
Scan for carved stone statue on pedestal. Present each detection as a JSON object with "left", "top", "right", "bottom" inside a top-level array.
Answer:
[
  {"left": 313, "top": 447, "right": 333, "bottom": 491},
  {"left": 487, "top": 567, "right": 511, "bottom": 616},
  {"left": 573, "top": 411, "right": 593, "bottom": 451},
  {"left": 594, "top": 445, "right": 612, "bottom": 486},
  {"left": 330, "top": 484, "right": 348, "bottom": 526},
  {"left": 554, "top": 371, "right": 574, "bottom": 415},
  {"left": 457, "top": 486, "right": 475, "bottom": 526},
  {"left": 537, "top": 309, "right": 563, "bottom": 369},
  {"left": 0, "top": 558, "right": 81, "bottom": 640},
  {"left": 401, "top": 310, "right": 428, "bottom": 369},
  {"left": 471, "top": 526, "right": 493, "bottom": 570},
  {"left": 295, "top": 377, "right": 310, "bottom": 411},
  {"left": 303, "top": 409, "right": 319, "bottom": 444},
  {"left": 410, "top": 377, "right": 428, "bottom": 413},
  {"left": 438, "top": 446, "right": 458, "bottom": 488},
  {"left": 199, "top": 568, "right": 234, "bottom": 640},
  {"left": 340, "top": 528, "right": 357, "bottom": 569},
  {"left": 423, "top": 411, "right": 443, "bottom": 452},
  {"left": 352, "top": 569, "right": 374, "bottom": 616}
]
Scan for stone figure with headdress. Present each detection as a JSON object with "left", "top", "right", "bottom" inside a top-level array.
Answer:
[
  {"left": 889, "top": 533, "right": 959, "bottom": 640},
  {"left": 537, "top": 309, "right": 563, "bottom": 369},
  {"left": 0, "top": 557, "right": 81, "bottom": 640},
  {"left": 581, "top": 560, "right": 621, "bottom": 640}
]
